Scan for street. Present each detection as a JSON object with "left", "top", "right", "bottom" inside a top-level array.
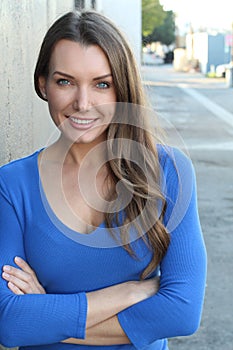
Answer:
[{"left": 142, "top": 64, "right": 233, "bottom": 350}]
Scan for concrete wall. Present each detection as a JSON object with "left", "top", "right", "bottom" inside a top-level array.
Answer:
[{"left": 0, "top": 0, "right": 74, "bottom": 166}]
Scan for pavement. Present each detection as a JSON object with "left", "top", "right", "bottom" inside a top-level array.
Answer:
[
  {"left": 142, "top": 64, "right": 233, "bottom": 350},
  {"left": 142, "top": 63, "right": 233, "bottom": 127}
]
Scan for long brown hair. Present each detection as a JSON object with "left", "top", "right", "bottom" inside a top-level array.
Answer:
[{"left": 34, "top": 10, "right": 170, "bottom": 279}]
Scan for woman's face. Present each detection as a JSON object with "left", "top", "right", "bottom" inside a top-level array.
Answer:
[{"left": 39, "top": 39, "right": 117, "bottom": 145}]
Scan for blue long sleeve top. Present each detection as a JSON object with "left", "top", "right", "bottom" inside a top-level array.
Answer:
[{"left": 0, "top": 145, "right": 207, "bottom": 350}]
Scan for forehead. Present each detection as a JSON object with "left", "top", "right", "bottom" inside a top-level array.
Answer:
[{"left": 49, "top": 39, "right": 111, "bottom": 75}]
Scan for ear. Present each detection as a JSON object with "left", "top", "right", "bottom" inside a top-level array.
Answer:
[{"left": 38, "top": 76, "right": 47, "bottom": 99}]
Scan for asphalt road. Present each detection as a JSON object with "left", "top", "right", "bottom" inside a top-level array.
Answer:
[{"left": 142, "top": 64, "right": 233, "bottom": 350}]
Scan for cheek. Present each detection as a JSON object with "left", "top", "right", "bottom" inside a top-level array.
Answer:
[
  {"left": 96, "top": 101, "right": 116, "bottom": 121},
  {"left": 47, "top": 90, "right": 70, "bottom": 113},
  {"left": 98, "top": 90, "right": 117, "bottom": 118},
  {"left": 109, "top": 89, "right": 117, "bottom": 103}
]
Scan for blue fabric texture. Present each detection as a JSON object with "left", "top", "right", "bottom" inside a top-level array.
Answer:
[{"left": 0, "top": 146, "right": 207, "bottom": 350}]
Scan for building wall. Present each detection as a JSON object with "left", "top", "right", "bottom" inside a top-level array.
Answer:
[
  {"left": 0, "top": 0, "right": 74, "bottom": 166},
  {"left": 186, "top": 32, "right": 231, "bottom": 74},
  {"left": 187, "top": 32, "right": 209, "bottom": 74},
  {"left": 208, "top": 33, "right": 231, "bottom": 72},
  {"left": 96, "top": 0, "right": 142, "bottom": 65}
]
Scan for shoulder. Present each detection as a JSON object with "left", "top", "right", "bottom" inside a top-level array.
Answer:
[
  {"left": 0, "top": 150, "right": 41, "bottom": 179},
  {"left": 157, "top": 144, "right": 195, "bottom": 189},
  {"left": 157, "top": 144, "right": 196, "bottom": 204},
  {"left": 157, "top": 145, "right": 198, "bottom": 231},
  {"left": 0, "top": 150, "right": 42, "bottom": 199},
  {"left": 157, "top": 144, "right": 194, "bottom": 174}
]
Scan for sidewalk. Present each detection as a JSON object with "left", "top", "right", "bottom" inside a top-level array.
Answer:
[{"left": 141, "top": 64, "right": 233, "bottom": 116}]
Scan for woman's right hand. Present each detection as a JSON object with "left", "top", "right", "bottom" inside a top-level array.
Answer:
[
  {"left": 63, "top": 276, "right": 160, "bottom": 345},
  {"left": 85, "top": 276, "right": 160, "bottom": 329}
]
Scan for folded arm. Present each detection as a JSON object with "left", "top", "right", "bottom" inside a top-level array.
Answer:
[
  {"left": 63, "top": 316, "right": 130, "bottom": 345},
  {"left": 2, "top": 257, "right": 159, "bottom": 345}
]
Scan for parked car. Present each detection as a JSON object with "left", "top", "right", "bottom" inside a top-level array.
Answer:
[{"left": 142, "top": 52, "right": 164, "bottom": 65}]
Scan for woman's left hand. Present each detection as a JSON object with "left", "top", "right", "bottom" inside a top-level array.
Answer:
[{"left": 2, "top": 256, "right": 46, "bottom": 295}]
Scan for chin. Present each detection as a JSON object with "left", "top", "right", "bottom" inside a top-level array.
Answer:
[{"left": 69, "top": 132, "right": 106, "bottom": 146}]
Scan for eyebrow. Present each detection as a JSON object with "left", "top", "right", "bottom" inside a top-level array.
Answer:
[{"left": 52, "top": 71, "right": 112, "bottom": 81}]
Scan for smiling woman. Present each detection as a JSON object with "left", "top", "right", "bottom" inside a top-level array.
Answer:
[
  {"left": 38, "top": 40, "right": 116, "bottom": 145},
  {"left": 0, "top": 10, "right": 206, "bottom": 350}
]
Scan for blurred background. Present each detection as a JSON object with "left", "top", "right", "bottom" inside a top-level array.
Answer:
[{"left": 143, "top": 0, "right": 233, "bottom": 79}]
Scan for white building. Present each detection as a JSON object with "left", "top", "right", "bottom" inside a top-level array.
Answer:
[{"left": 75, "top": 0, "right": 142, "bottom": 64}]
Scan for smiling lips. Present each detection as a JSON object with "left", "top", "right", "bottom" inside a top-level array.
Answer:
[
  {"left": 67, "top": 115, "right": 100, "bottom": 131},
  {"left": 70, "top": 116, "right": 96, "bottom": 125}
]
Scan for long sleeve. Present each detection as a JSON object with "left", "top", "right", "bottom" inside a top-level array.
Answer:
[
  {"left": 117, "top": 147, "right": 207, "bottom": 349},
  {"left": 0, "top": 173, "right": 87, "bottom": 348}
]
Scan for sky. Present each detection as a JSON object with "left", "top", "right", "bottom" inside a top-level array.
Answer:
[{"left": 160, "top": 0, "right": 233, "bottom": 32}]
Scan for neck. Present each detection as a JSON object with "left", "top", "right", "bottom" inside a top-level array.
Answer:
[{"left": 47, "top": 133, "right": 108, "bottom": 168}]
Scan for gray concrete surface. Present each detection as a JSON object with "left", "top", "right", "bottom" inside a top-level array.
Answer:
[{"left": 142, "top": 64, "right": 233, "bottom": 349}]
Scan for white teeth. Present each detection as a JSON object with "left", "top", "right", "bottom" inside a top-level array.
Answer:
[{"left": 70, "top": 117, "right": 94, "bottom": 125}]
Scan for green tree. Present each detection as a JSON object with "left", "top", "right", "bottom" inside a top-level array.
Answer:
[
  {"left": 142, "top": 0, "right": 166, "bottom": 37},
  {"left": 151, "top": 10, "right": 176, "bottom": 46}
]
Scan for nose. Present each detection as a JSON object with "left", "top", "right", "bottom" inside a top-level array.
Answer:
[{"left": 73, "top": 86, "right": 91, "bottom": 112}]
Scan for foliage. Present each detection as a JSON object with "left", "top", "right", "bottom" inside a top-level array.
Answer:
[
  {"left": 142, "top": 0, "right": 166, "bottom": 37},
  {"left": 151, "top": 10, "right": 176, "bottom": 46}
]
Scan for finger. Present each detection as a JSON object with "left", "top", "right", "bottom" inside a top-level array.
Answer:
[
  {"left": 2, "top": 271, "right": 46, "bottom": 295},
  {"left": 8, "top": 281, "right": 24, "bottom": 295},
  {"left": 37, "top": 284, "right": 46, "bottom": 294},
  {"left": 3, "top": 265, "right": 32, "bottom": 283},
  {"left": 2, "top": 263, "right": 46, "bottom": 294},
  {"left": 2, "top": 272, "right": 32, "bottom": 293},
  {"left": 14, "top": 256, "right": 35, "bottom": 275}
]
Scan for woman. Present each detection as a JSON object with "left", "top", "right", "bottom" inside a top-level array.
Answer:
[{"left": 0, "top": 10, "right": 207, "bottom": 350}]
